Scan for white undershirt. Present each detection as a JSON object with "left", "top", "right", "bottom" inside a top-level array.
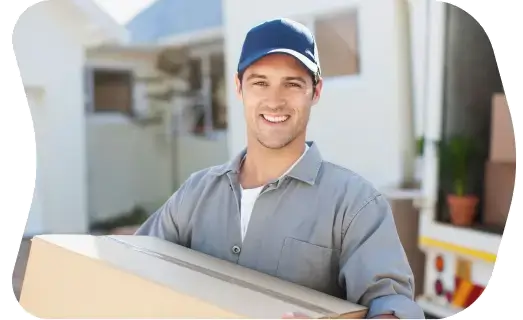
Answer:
[{"left": 239, "top": 144, "right": 310, "bottom": 242}]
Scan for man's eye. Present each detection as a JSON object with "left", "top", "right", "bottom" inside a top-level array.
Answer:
[
  {"left": 286, "top": 83, "right": 302, "bottom": 88},
  {"left": 253, "top": 81, "right": 268, "bottom": 86}
]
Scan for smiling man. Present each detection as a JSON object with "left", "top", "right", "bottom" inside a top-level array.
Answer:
[{"left": 135, "top": 18, "right": 425, "bottom": 319}]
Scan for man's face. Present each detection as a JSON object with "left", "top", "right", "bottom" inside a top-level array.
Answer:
[{"left": 235, "top": 53, "right": 322, "bottom": 149}]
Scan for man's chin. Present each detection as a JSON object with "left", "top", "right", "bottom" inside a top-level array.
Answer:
[{"left": 257, "top": 138, "right": 293, "bottom": 150}]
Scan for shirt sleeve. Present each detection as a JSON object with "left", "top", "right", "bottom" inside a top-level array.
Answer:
[
  {"left": 133, "top": 178, "right": 191, "bottom": 243},
  {"left": 338, "top": 194, "right": 425, "bottom": 319}
]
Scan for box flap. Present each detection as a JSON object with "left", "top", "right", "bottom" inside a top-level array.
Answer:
[{"left": 31, "top": 235, "right": 367, "bottom": 319}]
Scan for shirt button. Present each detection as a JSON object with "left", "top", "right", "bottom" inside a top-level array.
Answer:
[{"left": 232, "top": 245, "right": 241, "bottom": 254}]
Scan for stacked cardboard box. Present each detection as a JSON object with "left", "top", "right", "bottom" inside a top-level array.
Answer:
[
  {"left": 19, "top": 234, "right": 367, "bottom": 319},
  {"left": 483, "top": 93, "right": 516, "bottom": 229}
]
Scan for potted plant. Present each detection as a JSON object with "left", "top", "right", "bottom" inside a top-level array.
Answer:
[
  {"left": 414, "top": 137, "right": 425, "bottom": 184},
  {"left": 439, "top": 135, "right": 479, "bottom": 226}
]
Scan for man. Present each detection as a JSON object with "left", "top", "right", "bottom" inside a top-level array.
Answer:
[{"left": 135, "top": 18, "right": 425, "bottom": 319}]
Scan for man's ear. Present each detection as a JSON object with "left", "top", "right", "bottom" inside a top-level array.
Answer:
[
  {"left": 234, "top": 72, "right": 242, "bottom": 99},
  {"left": 312, "top": 77, "right": 323, "bottom": 106}
]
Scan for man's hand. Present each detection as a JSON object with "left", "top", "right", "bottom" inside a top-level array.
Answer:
[{"left": 281, "top": 312, "right": 311, "bottom": 319}]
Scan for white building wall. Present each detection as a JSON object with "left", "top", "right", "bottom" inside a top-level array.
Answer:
[
  {"left": 85, "top": 51, "right": 229, "bottom": 222},
  {"left": 13, "top": 1, "right": 89, "bottom": 235}
]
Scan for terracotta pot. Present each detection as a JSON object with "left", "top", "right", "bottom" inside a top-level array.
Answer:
[{"left": 447, "top": 194, "right": 479, "bottom": 226}]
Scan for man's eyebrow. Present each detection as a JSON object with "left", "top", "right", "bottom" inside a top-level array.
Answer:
[
  {"left": 245, "top": 74, "right": 307, "bottom": 84},
  {"left": 284, "top": 76, "right": 307, "bottom": 84},
  {"left": 245, "top": 73, "right": 267, "bottom": 81}
]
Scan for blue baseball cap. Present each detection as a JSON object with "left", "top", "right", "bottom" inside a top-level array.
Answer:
[{"left": 237, "top": 18, "right": 321, "bottom": 76}]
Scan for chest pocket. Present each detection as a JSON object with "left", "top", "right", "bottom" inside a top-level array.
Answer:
[{"left": 275, "top": 237, "right": 341, "bottom": 296}]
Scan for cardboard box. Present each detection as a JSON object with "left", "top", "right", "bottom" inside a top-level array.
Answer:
[
  {"left": 390, "top": 199, "right": 425, "bottom": 297},
  {"left": 20, "top": 235, "right": 368, "bottom": 319},
  {"left": 490, "top": 93, "right": 516, "bottom": 162},
  {"left": 483, "top": 161, "right": 516, "bottom": 228}
]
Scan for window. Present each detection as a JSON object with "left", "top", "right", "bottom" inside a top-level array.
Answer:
[
  {"left": 210, "top": 52, "right": 227, "bottom": 130},
  {"left": 188, "top": 52, "right": 228, "bottom": 135},
  {"left": 188, "top": 58, "right": 202, "bottom": 91},
  {"left": 313, "top": 10, "right": 360, "bottom": 77},
  {"left": 87, "top": 69, "right": 134, "bottom": 115}
]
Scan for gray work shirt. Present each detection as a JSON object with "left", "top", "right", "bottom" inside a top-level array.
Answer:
[{"left": 135, "top": 141, "right": 425, "bottom": 319}]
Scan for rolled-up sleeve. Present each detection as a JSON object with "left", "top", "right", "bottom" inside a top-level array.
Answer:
[
  {"left": 338, "top": 195, "right": 425, "bottom": 319},
  {"left": 134, "top": 178, "right": 190, "bottom": 243}
]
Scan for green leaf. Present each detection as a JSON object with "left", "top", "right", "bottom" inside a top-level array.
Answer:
[
  {"left": 439, "top": 135, "right": 478, "bottom": 195},
  {"left": 416, "top": 137, "right": 425, "bottom": 156}
]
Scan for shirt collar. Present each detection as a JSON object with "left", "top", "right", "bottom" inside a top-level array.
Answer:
[{"left": 213, "top": 141, "right": 323, "bottom": 185}]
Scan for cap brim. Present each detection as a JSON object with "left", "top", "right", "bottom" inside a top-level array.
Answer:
[{"left": 238, "top": 48, "right": 319, "bottom": 75}]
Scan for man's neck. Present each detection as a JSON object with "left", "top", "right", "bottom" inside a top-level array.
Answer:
[{"left": 240, "top": 139, "right": 306, "bottom": 189}]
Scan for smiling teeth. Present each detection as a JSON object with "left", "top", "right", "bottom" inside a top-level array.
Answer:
[{"left": 263, "top": 115, "right": 289, "bottom": 123}]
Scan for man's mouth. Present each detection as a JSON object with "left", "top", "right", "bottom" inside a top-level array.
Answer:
[{"left": 261, "top": 114, "right": 290, "bottom": 124}]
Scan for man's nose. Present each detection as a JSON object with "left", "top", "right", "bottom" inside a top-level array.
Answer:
[{"left": 264, "top": 87, "right": 286, "bottom": 109}]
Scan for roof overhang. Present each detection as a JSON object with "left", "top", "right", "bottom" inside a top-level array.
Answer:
[
  {"left": 156, "top": 27, "right": 223, "bottom": 47},
  {"left": 70, "top": 0, "right": 130, "bottom": 46}
]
